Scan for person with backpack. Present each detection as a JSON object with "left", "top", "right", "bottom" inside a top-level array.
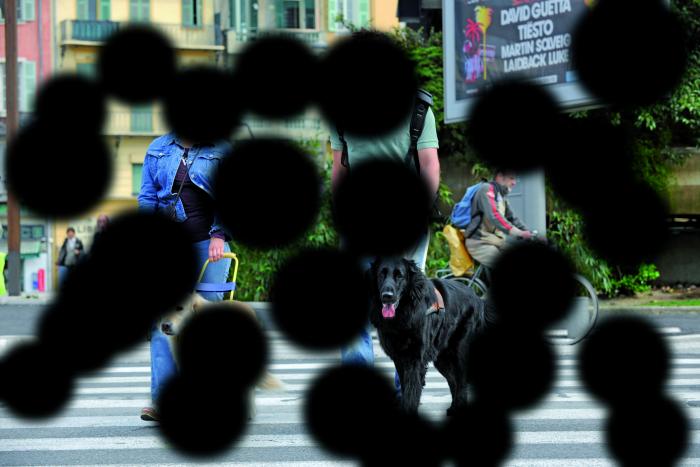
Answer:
[
  {"left": 452, "top": 169, "right": 534, "bottom": 269},
  {"left": 329, "top": 87, "right": 440, "bottom": 395}
]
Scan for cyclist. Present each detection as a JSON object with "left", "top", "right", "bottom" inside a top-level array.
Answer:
[{"left": 464, "top": 169, "right": 537, "bottom": 270}]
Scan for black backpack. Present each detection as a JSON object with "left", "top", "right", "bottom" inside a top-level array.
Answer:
[{"left": 336, "top": 89, "right": 434, "bottom": 174}]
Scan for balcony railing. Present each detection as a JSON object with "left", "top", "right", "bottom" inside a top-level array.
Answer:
[
  {"left": 102, "top": 111, "right": 323, "bottom": 139},
  {"left": 103, "top": 110, "right": 168, "bottom": 136},
  {"left": 240, "top": 116, "right": 325, "bottom": 139},
  {"left": 225, "top": 28, "right": 327, "bottom": 54},
  {"left": 60, "top": 20, "right": 224, "bottom": 49}
]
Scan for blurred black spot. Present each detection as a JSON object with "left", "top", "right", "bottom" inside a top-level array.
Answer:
[
  {"left": 364, "top": 412, "right": 441, "bottom": 467},
  {"left": 579, "top": 316, "right": 670, "bottom": 405},
  {"left": 443, "top": 404, "right": 513, "bottom": 467},
  {"left": 547, "top": 119, "right": 636, "bottom": 212},
  {"left": 37, "top": 297, "right": 114, "bottom": 373},
  {"left": 213, "top": 139, "right": 321, "bottom": 249},
  {"left": 176, "top": 303, "right": 267, "bottom": 390},
  {"left": 5, "top": 123, "right": 112, "bottom": 218},
  {"left": 270, "top": 248, "right": 367, "bottom": 350},
  {"left": 318, "top": 30, "right": 417, "bottom": 136},
  {"left": 490, "top": 242, "right": 576, "bottom": 330},
  {"left": 606, "top": 395, "right": 688, "bottom": 467},
  {"left": 33, "top": 75, "right": 106, "bottom": 133},
  {"left": 467, "top": 327, "right": 554, "bottom": 410},
  {"left": 582, "top": 182, "right": 669, "bottom": 268},
  {"left": 234, "top": 36, "right": 318, "bottom": 118},
  {"left": 82, "top": 211, "right": 198, "bottom": 316},
  {"left": 0, "top": 342, "right": 74, "bottom": 418},
  {"left": 98, "top": 25, "right": 176, "bottom": 104},
  {"left": 158, "top": 375, "right": 248, "bottom": 457},
  {"left": 572, "top": 0, "right": 687, "bottom": 107},
  {"left": 333, "top": 159, "right": 430, "bottom": 257},
  {"left": 466, "top": 80, "right": 565, "bottom": 171},
  {"left": 305, "top": 365, "right": 400, "bottom": 459},
  {"left": 163, "top": 67, "right": 241, "bottom": 143},
  {"left": 38, "top": 211, "right": 197, "bottom": 372}
]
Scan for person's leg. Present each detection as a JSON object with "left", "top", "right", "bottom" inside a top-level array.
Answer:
[
  {"left": 192, "top": 239, "right": 232, "bottom": 302},
  {"left": 144, "top": 240, "right": 232, "bottom": 420},
  {"left": 149, "top": 323, "right": 178, "bottom": 405},
  {"left": 404, "top": 229, "right": 431, "bottom": 272},
  {"left": 465, "top": 239, "right": 500, "bottom": 269},
  {"left": 340, "top": 253, "right": 375, "bottom": 366},
  {"left": 57, "top": 266, "right": 67, "bottom": 288}
]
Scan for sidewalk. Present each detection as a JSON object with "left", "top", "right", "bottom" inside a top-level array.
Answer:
[
  {"left": 0, "top": 292, "right": 55, "bottom": 305},
  {"left": 0, "top": 294, "right": 698, "bottom": 318}
]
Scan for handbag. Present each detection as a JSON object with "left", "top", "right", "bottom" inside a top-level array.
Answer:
[{"left": 164, "top": 155, "right": 190, "bottom": 221}]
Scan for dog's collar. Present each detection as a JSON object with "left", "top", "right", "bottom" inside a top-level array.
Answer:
[{"left": 426, "top": 287, "right": 445, "bottom": 316}]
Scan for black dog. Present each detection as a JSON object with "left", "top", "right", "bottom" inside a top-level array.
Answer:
[{"left": 368, "top": 257, "right": 489, "bottom": 415}]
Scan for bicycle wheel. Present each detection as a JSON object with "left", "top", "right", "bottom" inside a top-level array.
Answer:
[
  {"left": 546, "top": 274, "right": 599, "bottom": 345},
  {"left": 435, "top": 268, "right": 454, "bottom": 279},
  {"left": 445, "top": 275, "right": 489, "bottom": 299}
]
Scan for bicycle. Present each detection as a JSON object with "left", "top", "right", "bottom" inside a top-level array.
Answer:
[{"left": 434, "top": 232, "right": 599, "bottom": 345}]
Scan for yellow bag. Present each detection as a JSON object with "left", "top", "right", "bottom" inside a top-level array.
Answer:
[{"left": 442, "top": 224, "right": 474, "bottom": 277}]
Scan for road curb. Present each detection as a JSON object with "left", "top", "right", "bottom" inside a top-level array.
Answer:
[{"left": 600, "top": 306, "right": 700, "bottom": 315}]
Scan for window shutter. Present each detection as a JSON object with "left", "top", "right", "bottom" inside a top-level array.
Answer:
[
  {"left": 76, "top": 62, "right": 97, "bottom": 78},
  {"left": 275, "top": 0, "right": 284, "bottom": 28},
  {"left": 305, "top": 0, "right": 314, "bottom": 29},
  {"left": 196, "top": 0, "right": 202, "bottom": 26},
  {"left": 22, "top": 0, "right": 35, "bottom": 21},
  {"left": 182, "top": 0, "right": 193, "bottom": 26},
  {"left": 358, "top": 0, "right": 369, "bottom": 28},
  {"left": 327, "top": 0, "right": 337, "bottom": 32},
  {"left": 100, "top": 0, "right": 110, "bottom": 20},
  {"left": 132, "top": 164, "right": 143, "bottom": 196},
  {"left": 141, "top": 0, "right": 150, "bottom": 21},
  {"left": 21, "top": 61, "right": 37, "bottom": 113},
  {"left": 0, "top": 64, "right": 5, "bottom": 114},
  {"left": 77, "top": 0, "right": 89, "bottom": 20}
]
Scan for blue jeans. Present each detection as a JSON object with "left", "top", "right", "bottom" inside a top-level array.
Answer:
[
  {"left": 341, "top": 231, "right": 431, "bottom": 393},
  {"left": 150, "top": 239, "right": 232, "bottom": 404},
  {"left": 57, "top": 266, "right": 70, "bottom": 288}
]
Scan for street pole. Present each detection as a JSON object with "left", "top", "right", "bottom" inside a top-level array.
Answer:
[{"left": 4, "top": 0, "right": 22, "bottom": 296}]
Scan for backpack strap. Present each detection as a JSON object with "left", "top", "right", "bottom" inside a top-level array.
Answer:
[
  {"left": 407, "top": 89, "right": 433, "bottom": 174},
  {"left": 336, "top": 125, "right": 350, "bottom": 170}
]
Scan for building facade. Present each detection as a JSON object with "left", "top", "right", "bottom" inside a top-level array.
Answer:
[
  {"left": 27, "top": 0, "right": 399, "bottom": 290},
  {"left": 0, "top": 1, "right": 53, "bottom": 294},
  {"left": 51, "top": 0, "right": 224, "bottom": 289},
  {"left": 220, "top": 0, "right": 398, "bottom": 140}
]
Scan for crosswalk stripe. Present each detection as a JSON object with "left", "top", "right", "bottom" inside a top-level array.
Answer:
[
  {"left": 2, "top": 332, "right": 700, "bottom": 466},
  {"left": 6, "top": 464, "right": 354, "bottom": 467},
  {"left": 7, "top": 390, "right": 697, "bottom": 410},
  {"left": 5, "top": 461, "right": 700, "bottom": 467},
  {"left": 505, "top": 460, "right": 700, "bottom": 467},
  {"left": 76, "top": 366, "right": 700, "bottom": 380},
  {"left": 1, "top": 408, "right": 699, "bottom": 429},
  {"left": 2, "top": 431, "right": 700, "bottom": 451}
]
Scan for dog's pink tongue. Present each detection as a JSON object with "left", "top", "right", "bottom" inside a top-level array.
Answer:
[{"left": 382, "top": 303, "right": 396, "bottom": 319}]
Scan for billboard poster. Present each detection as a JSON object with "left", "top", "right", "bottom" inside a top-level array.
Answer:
[{"left": 444, "top": 0, "right": 597, "bottom": 123}]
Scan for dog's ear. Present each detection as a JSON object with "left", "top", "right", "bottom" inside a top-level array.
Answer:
[
  {"left": 192, "top": 293, "right": 209, "bottom": 312},
  {"left": 405, "top": 259, "right": 432, "bottom": 306}
]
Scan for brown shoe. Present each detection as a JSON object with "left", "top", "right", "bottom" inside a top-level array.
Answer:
[{"left": 140, "top": 407, "right": 159, "bottom": 422}]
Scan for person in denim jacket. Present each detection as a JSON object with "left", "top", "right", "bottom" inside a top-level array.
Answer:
[{"left": 137, "top": 132, "right": 232, "bottom": 421}]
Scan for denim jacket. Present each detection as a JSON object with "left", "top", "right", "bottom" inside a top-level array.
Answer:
[{"left": 137, "top": 133, "right": 231, "bottom": 238}]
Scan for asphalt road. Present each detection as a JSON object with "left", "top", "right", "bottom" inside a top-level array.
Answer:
[{"left": 0, "top": 304, "right": 699, "bottom": 465}]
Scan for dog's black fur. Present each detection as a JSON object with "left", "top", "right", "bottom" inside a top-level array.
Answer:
[{"left": 368, "top": 257, "right": 489, "bottom": 415}]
